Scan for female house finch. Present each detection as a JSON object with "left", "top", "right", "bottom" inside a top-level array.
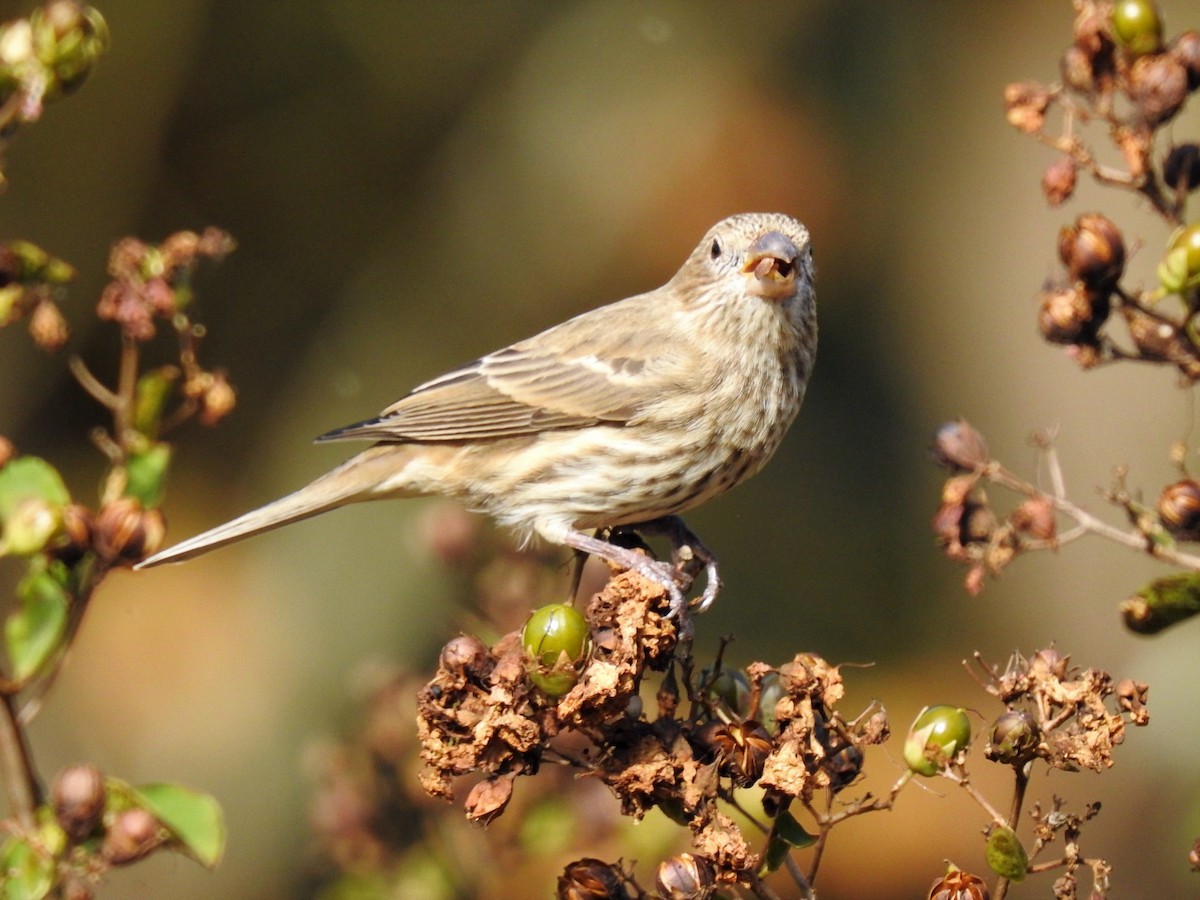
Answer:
[{"left": 138, "top": 213, "right": 817, "bottom": 616}]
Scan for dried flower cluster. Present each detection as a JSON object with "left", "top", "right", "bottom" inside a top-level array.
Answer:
[
  {"left": 1004, "top": 0, "right": 1200, "bottom": 378},
  {"left": 973, "top": 647, "right": 1149, "bottom": 774},
  {"left": 415, "top": 561, "right": 889, "bottom": 896},
  {"left": 0, "top": 239, "right": 74, "bottom": 351}
]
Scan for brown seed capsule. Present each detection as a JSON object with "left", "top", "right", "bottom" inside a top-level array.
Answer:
[
  {"left": 93, "top": 497, "right": 166, "bottom": 564},
  {"left": 962, "top": 502, "right": 997, "bottom": 545},
  {"left": 198, "top": 370, "right": 236, "bottom": 426},
  {"left": 557, "top": 858, "right": 631, "bottom": 900},
  {"left": 1169, "top": 30, "right": 1200, "bottom": 89},
  {"left": 1041, "top": 156, "right": 1078, "bottom": 207},
  {"left": 1037, "top": 286, "right": 1105, "bottom": 344},
  {"left": 1058, "top": 213, "right": 1126, "bottom": 288},
  {"left": 930, "top": 419, "right": 989, "bottom": 471},
  {"left": 464, "top": 774, "right": 514, "bottom": 824},
  {"left": 0, "top": 435, "right": 14, "bottom": 468},
  {"left": 1031, "top": 646, "right": 1070, "bottom": 680},
  {"left": 52, "top": 764, "right": 106, "bottom": 842},
  {"left": 1003, "top": 81, "right": 1051, "bottom": 134},
  {"left": 1164, "top": 143, "right": 1200, "bottom": 192},
  {"left": 1011, "top": 496, "right": 1056, "bottom": 541},
  {"left": 655, "top": 853, "right": 716, "bottom": 900},
  {"left": 102, "top": 808, "right": 165, "bottom": 866},
  {"left": 28, "top": 299, "right": 68, "bottom": 352},
  {"left": 56, "top": 503, "right": 94, "bottom": 563},
  {"left": 929, "top": 867, "right": 991, "bottom": 900},
  {"left": 1158, "top": 479, "right": 1200, "bottom": 540},
  {"left": 1115, "top": 678, "right": 1150, "bottom": 725},
  {"left": 985, "top": 709, "right": 1041, "bottom": 765},
  {"left": 693, "top": 720, "right": 773, "bottom": 787},
  {"left": 1128, "top": 53, "right": 1189, "bottom": 125},
  {"left": 1060, "top": 45, "right": 1096, "bottom": 93},
  {"left": 822, "top": 743, "right": 864, "bottom": 792},
  {"left": 439, "top": 634, "right": 491, "bottom": 679}
]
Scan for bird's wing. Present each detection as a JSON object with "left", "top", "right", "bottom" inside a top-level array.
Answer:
[{"left": 319, "top": 304, "right": 684, "bottom": 443}]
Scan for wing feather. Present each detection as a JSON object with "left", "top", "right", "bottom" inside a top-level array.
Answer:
[{"left": 318, "top": 297, "right": 685, "bottom": 444}]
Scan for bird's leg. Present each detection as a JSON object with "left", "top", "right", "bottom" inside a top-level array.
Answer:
[
  {"left": 558, "top": 527, "right": 687, "bottom": 617},
  {"left": 626, "top": 516, "right": 721, "bottom": 614}
]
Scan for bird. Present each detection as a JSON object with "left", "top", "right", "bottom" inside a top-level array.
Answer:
[{"left": 137, "top": 213, "right": 817, "bottom": 617}]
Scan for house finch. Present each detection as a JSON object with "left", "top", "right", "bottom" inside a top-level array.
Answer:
[{"left": 137, "top": 212, "right": 817, "bottom": 616}]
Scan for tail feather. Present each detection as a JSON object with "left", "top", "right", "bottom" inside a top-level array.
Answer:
[{"left": 135, "top": 447, "right": 399, "bottom": 569}]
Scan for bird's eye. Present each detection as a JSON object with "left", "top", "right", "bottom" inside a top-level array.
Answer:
[{"left": 709, "top": 238, "right": 722, "bottom": 260}]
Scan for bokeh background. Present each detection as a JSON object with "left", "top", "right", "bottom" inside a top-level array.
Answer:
[{"left": 0, "top": 1, "right": 1198, "bottom": 897}]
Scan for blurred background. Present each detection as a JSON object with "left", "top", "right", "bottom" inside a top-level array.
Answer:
[{"left": 0, "top": 0, "right": 1198, "bottom": 896}]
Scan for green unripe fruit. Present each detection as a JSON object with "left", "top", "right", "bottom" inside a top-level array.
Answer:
[
  {"left": 1112, "top": 0, "right": 1164, "bottom": 57},
  {"left": 903, "top": 705, "right": 971, "bottom": 776},
  {"left": 521, "top": 603, "right": 590, "bottom": 697}
]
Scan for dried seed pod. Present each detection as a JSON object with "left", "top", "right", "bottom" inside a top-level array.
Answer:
[
  {"left": 557, "top": 858, "right": 631, "bottom": 900},
  {"left": 1158, "top": 479, "right": 1200, "bottom": 540},
  {"left": 1128, "top": 53, "right": 1189, "bottom": 125},
  {"left": 1003, "top": 81, "right": 1051, "bottom": 134},
  {"left": 985, "top": 709, "right": 1041, "bottom": 765},
  {"left": 1038, "top": 286, "right": 1108, "bottom": 344},
  {"left": 102, "top": 808, "right": 165, "bottom": 866},
  {"left": 439, "top": 634, "right": 491, "bottom": 680},
  {"left": 28, "top": 299, "right": 68, "bottom": 351},
  {"left": 52, "top": 764, "right": 106, "bottom": 842},
  {"left": 93, "top": 497, "right": 166, "bottom": 564},
  {"left": 1060, "top": 44, "right": 1096, "bottom": 93},
  {"left": 1164, "top": 143, "right": 1200, "bottom": 192},
  {"left": 655, "top": 853, "right": 716, "bottom": 900},
  {"left": 693, "top": 720, "right": 773, "bottom": 787},
  {"left": 930, "top": 419, "right": 989, "bottom": 471},
  {"left": 1169, "top": 29, "right": 1200, "bottom": 89},
  {"left": 1058, "top": 213, "right": 1126, "bottom": 288},
  {"left": 1011, "top": 496, "right": 1056, "bottom": 541},
  {"left": 929, "top": 866, "right": 991, "bottom": 900},
  {"left": 1041, "top": 156, "right": 1078, "bottom": 207}
]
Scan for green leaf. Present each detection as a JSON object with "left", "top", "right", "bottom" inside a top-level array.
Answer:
[
  {"left": 124, "top": 443, "right": 172, "bottom": 508},
  {"left": 0, "top": 835, "right": 54, "bottom": 900},
  {"left": 133, "top": 368, "right": 178, "bottom": 437},
  {"left": 133, "top": 782, "right": 225, "bottom": 868},
  {"left": 758, "top": 811, "right": 817, "bottom": 875},
  {"left": 773, "top": 810, "right": 817, "bottom": 849},
  {"left": 0, "top": 457, "right": 70, "bottom": 521},
  {"left": 5, "top": 569, "right": 69, "bottom": 680},
  {"left": 985, "top": 825, "right": 1028, "bottom": 881}
]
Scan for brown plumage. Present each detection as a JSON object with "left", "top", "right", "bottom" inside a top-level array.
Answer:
[{"left": 137, "top": 212, "right": 817, "bottom": 615}]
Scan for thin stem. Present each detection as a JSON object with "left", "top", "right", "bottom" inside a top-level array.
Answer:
[
  {"left": 0, "top": 692, "right": 39, "bottom": 828},
  {"left": 942, "top": 766, "right": 1007, "bottom": 825},
  {"left": 994, "top": 765, "right": 1032, "bottom": 900},
  {"left": 68, "top": 356, "right": 120, "bottom": 409},
  {"left": 986, "top": 464, "right": 1200, "bottom": 570},
  {"left": 782, "top": 855, "right": 814, "bottom": 900},
  {"left": 113, "top": 336, "right": 139, "bottom": 449}
]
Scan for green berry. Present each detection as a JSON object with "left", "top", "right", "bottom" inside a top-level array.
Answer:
[
  {"left": 521, "top": 603, "right": 590, "bottom": 697},
  {"left": 1112, "top": 0, "right": 1164, "bottom": 57},
  {"left": 903, "top": 705, "right": 971, "bottom": 776},
  {"left": 1158, "top": 223, "right": 1200, "bottom": 293}
]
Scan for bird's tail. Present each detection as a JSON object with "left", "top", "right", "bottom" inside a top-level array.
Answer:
[{"left": 135, "top": 445, "right": 405, "bottom": 569}]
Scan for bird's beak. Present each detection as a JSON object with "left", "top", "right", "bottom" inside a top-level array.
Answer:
[{"left": 742, "top": 231, "right": 800, "bottom": 299}]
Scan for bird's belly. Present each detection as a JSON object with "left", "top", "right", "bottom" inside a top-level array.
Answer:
[{"left": 463, "top": 427, "right": 774, "bottom": 536}]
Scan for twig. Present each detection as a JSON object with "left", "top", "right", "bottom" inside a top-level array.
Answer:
[{"left": 0, "top": 692, "right": 39, "bottom": 829}]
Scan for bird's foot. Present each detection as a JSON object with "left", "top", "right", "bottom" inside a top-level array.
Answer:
[
  {"left": 624, "top": 516, "right": 722, "bottom": 614},
  {"left": 561, "top": 526, "right": 691, "bottom": 622}
]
